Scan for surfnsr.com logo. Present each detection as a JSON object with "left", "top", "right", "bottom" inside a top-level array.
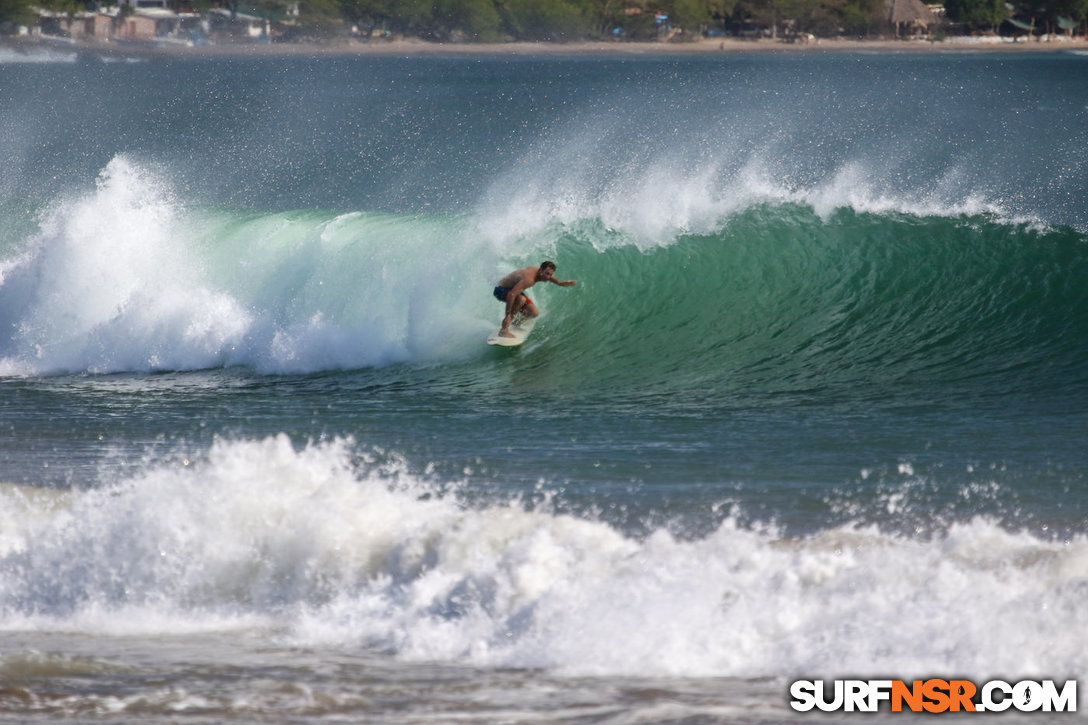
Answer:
[{"left": 789, "top": 679, "right": 1077, "bottom": 713}]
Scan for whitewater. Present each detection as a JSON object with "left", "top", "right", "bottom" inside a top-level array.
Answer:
[{"left": 2, "top": 48, "right": 1087, "bottom": 723}]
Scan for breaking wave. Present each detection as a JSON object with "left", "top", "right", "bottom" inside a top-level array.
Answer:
[
  {"left": 1, "top": 435, "right": 1086, "bottom": 678},
  {"left": 1, "top": 156, "right": 1085, "bottom": 408}
]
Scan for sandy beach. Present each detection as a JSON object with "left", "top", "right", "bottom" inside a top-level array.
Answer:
[{"left": 5, "top": 33, "right": 1088, "bottom": 58}]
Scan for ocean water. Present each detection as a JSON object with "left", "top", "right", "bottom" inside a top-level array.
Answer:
[{"left": 1, "top": 46, "right": 1087, "bottom": 722}]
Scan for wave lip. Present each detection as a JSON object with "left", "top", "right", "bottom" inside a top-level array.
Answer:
[{"left": 2, "top": 436, "right": 1087, "bottom": 679}]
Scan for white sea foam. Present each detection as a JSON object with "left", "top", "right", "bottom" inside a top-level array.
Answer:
[
  {"left": 0, "top": 156, "right": 498, "bottom": 377},
  {"left": 1, "top": 436, "right": 1085, "bottom": 680},
  {"left": 0, "top": 157, "right": 251, "bottom": 375},
  {"left": 0, "top": 46, "right": 77, "bottom": 64}
]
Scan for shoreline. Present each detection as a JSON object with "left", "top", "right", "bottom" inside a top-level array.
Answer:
[{"left": 5, "top": 33, "right": 1088, "bottom": 58}]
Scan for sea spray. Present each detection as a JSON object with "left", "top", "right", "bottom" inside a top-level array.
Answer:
[
  {"left": 0, "top": 157, "right": 251, "bottom": 375},
  {"left": 0, "top": 157, "right": 501, "bottom": 376},
  {"left": 1, "top": 435, "right": 1086, "bottom": 679}
]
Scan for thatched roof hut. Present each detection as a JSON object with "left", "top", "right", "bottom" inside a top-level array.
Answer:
[{"left": 887, "top": 0, "right": 937, "bottom": 35}]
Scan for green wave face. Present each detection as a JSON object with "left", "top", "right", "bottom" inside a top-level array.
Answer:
[{"left": 516, "top": 205, "right": 1088, "bottom": 405}]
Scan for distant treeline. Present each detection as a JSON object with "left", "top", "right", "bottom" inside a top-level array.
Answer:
[
  {"left": 299, "top": 0, "right": 1088, "bottom": 40},
  {"left": 3, "top": 0, "right": 1086, "bottom": 41}
]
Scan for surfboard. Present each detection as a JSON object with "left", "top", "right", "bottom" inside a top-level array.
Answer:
[{"left": 487, "top": 314, "right": 536, "bottom": 347}]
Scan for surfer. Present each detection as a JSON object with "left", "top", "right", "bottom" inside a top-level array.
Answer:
[{"left": 493, "top": 261, "right": 576, "bottom": 338}]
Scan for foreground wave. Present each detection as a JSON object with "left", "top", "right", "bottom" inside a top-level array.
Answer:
[{"left": 0, "top": 435, "right": 1085, "bottom": 678}]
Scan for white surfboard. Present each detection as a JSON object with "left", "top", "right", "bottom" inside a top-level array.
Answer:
[{"left": 487, "top": 315, "right": 536, "bottom": 347}]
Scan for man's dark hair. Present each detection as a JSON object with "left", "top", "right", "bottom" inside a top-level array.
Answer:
[{"left": 540, "top": 260, "right": 557, "bottom": 271}]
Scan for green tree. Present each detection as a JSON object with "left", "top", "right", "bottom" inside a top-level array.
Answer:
[
  {"left": 0, "top": 0, "right": 34, "bottom": 27},
  {"left": 585, "top": 0, "right": 648, "bottom": 37},
  {"left": 34, "top": 0, "right": 82, "bottom": 20},
  {"left": 430, "top": 0, "right": 503, "bottom": 40},
  {"left": 1060, "top": 0, "right": 1088, "bottom": 32},
  {"left": 705, "top": 0, "right": 738, "bottom": 31},
  {"left": 667, "top": 0, "right": 713, "bottom": 34},
  {"left": 838, "top": 0, "right": 885, "bottom": 35},
  {"left": 294, "top": 0, "right": 344, "bottom": 36},
  {"left": 1065, "top": 0, "right": 1088, "bottom": 24},
  {"left": 783, "top": 0, "right": 846, "bottom": 36},
  {"left": 746, "top": 0, "right": 818, "bottom": 36},
  {"left": 944, "top": 0, "right": 1006, "bottom": 30},
  {"left": 338, "top": 0, "right": 433, "bottom": 36},
  {"left": 1015, "top": 0, "right": 1088, "bottom": 32},
  {"left": 499, "top": 0, "right": 592, "bottom": 40},
  {"left": 338, "top": 0, "right": 389, "bottom": 33},
  {"left": 387, "top": 0, "right": 434, "bottom": 36}
]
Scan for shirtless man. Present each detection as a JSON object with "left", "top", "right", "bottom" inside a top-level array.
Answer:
[{"left": 493, "top": 261, "right": 576, "bottom": 338}]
